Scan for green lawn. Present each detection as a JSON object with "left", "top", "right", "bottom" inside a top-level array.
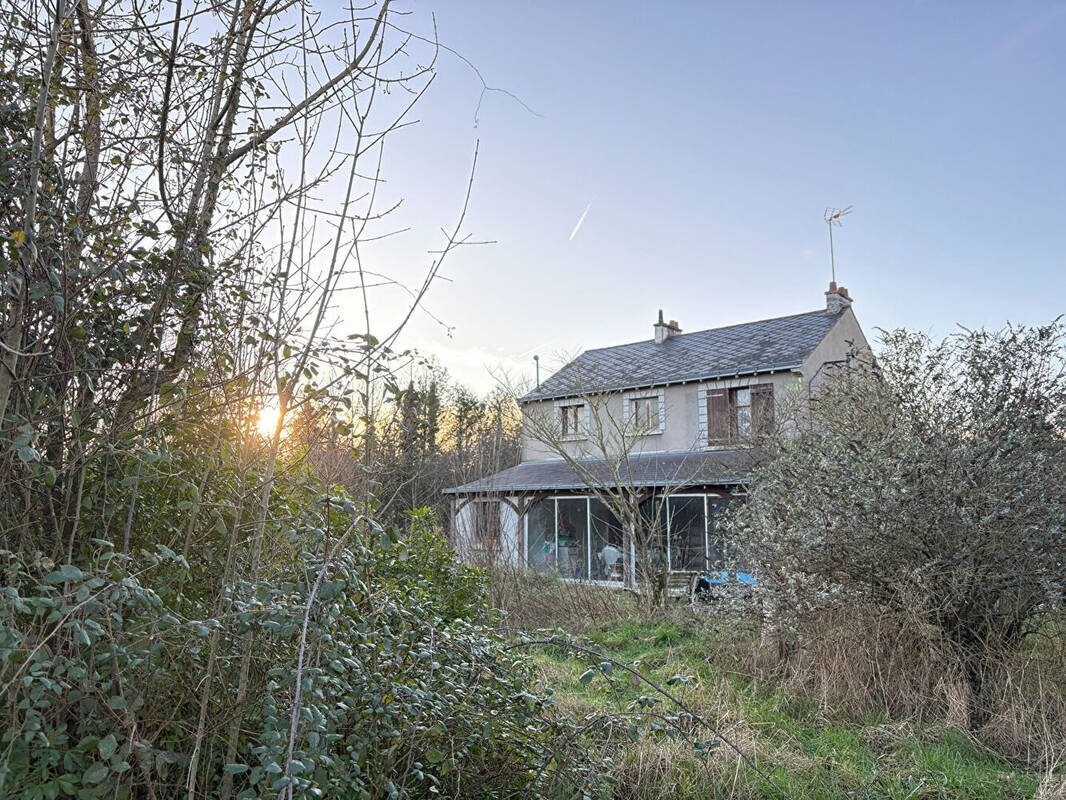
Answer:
[{"left": 530, "top": 619, "right": 1049, "bottom": 800}]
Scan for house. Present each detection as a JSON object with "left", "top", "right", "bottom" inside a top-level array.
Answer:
[{"left": 444, "top": 283, "right": 869, "bottom": 588}]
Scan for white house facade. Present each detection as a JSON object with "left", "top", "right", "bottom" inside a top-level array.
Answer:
[{"left": 445, "top": 283, "right": 869, "bottom": 589}]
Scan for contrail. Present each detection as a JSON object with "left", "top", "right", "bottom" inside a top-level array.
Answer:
[{"left": 568, "top": 202, "right": 591, "bottom": 241}]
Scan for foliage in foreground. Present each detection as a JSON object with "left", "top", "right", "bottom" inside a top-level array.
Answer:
[
  {"left": 734, "top": 324, "right": 1066, "bottom": 723},
  {"left": 489, "top": 570, "right": 1066, "bottom": 798},
  {"left": 1, "top": 507, "right": 611, "bottom": 798},
  {"left": 1, "top": 1, "right": 612, "bottom": 796}
]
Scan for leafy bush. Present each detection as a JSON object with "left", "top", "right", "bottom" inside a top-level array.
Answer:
[
  {"left": 0, "top": 497, "right": 611, "bottom": 798},
  {"left": 735, "top": 323, "right": 1066, "bottom": 726},
  {"left": 376, "top": 507, "right": 488, "bottom": 624},
  {"left": 0, "top": 2, "right": 612, "bottom": 795}
]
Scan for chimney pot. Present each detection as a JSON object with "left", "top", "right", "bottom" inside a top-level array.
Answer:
[
  {"left": 653, "top": 312, "right": 681, "bottom": 344},
  {"left": 825, "top": 282, "right": 854, "bottom": 313}
]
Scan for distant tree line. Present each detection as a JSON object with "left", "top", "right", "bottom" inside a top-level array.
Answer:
[{"left": 300, "top": 370, "right": 522, "bottom": 530}]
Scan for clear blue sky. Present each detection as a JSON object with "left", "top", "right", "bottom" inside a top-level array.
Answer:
[{"left": 354, "top": 1, "right": 1066, "bottom": 392}]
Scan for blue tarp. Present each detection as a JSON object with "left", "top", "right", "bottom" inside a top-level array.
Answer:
[{"left": 700, "top": 570, "right": 756, "bottom": 586}]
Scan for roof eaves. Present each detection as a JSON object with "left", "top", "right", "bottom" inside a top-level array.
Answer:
[
  {"left": 519, "top": 363, "right": 802, "bottom": 404},
  {"left": 443, "top": 475, "right": 749, "bottom": 495}
]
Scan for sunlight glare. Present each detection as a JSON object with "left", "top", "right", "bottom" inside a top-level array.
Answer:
[{"left": 256, "top": 405, "right": 282, "bottom": 437}]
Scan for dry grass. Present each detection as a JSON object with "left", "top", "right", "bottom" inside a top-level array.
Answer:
[
  {"left": 487, "top": 565, "right": 640, "bottom": 632},
  {"left": 609, "top": 734, "right": 790, "bottom": 800},
  {"left": 747, "top": 605, "right": 1066, "bottom": 766},
  {"left": 497, "top": 572, "right": 1065, "bottom": 797},
  {"left": 1035, "top": 771, "right": 1066, "bottom": 800}
]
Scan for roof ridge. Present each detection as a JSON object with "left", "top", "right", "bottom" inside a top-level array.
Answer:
[{"left": 580, "top": 308, "right": 833, "bottom": 354}]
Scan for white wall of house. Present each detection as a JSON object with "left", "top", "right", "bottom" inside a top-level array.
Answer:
[
  {"left": 499, "top": 501, "right": 521, "bottom": 565},
  {"left": 518, "top": 304, "right": 870, "bottom": 463},
  {"left": 521, "top": 384, "right": 700, "bottom": 462},
  {"left": 801, "top": 306, "right": 870, "bottom": 390},
  {"left": 453, "top": 496, "right": 522, "bottom": 567},
  {"left": 520, "top": 369, "right": 802, "bottom": 462}
]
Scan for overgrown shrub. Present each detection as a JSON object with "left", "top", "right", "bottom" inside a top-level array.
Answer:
[
  {"left": 734, "top": 324, "right": 1066, "bottom": 725},
  {"left": 376, "top": 507, "right": 487, "bottom": 624},
  {"left": 0, "top": 504, "right": 613, "bottom": 798},
  {"left": 738, "top": 604, "right": 1066, "bottom": 765},
  {"left": 0, "top": 1, "right": 615, "bottom": 795}
]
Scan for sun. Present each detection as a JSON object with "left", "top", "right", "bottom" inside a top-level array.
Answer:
[{"left": 256, "top": 405, "right": 282, "bottom": 437}]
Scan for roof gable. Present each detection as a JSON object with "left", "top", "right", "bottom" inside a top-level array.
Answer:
[{"left": 522, "top": 308, "right": 843, "bottom": 403}]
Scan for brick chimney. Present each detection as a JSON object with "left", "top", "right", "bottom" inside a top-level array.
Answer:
[
  {"left": 825, "top": 281, "right": 853, "bottom": 314},
  {"left": 653, "top": 309, "right": 681, "bottom": 344}
]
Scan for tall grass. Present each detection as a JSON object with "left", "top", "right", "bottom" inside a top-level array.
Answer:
[
  {"left": 487, "top": 565, "right": 642, "bottom": 632},
  {"left": 749, "top": 605, "right": 1066, "bottom": 766},
  {"left": 494, "top": 570, "right": 1066, "bottom": 798}
]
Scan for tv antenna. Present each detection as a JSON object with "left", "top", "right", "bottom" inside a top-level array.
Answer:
[{"left": 824, "top": 206, "right": 853, "bottom": 283}]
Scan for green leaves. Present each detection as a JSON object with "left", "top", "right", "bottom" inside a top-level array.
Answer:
[
  {"left": 43, "top": 564, "right": 85, "bottom": 584},
  {"left": 97, "top": 734, "right": 117, "bottom": 760},
  {"left": 82, "top": 761, "right": 108, "bottom": 784}
]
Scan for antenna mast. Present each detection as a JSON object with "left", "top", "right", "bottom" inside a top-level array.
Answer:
[{"left": 824, "top": 206, "right": 853, "bottom": 283}]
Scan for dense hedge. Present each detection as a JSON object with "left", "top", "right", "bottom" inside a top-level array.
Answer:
[{"left": 0, "top": 504, "right": 609, "bottom": 799}]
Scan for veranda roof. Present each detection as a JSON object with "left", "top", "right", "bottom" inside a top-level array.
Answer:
[{"left": 443, "top": 449, "right": 756, "bottom": 495}]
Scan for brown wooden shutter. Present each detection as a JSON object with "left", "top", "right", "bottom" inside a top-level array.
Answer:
[
  {"left": 706, "top": 389, "right": 730, "bottom": 444},
  {"left": 751, "top": 383, "right": 774, "bottom": 435}
]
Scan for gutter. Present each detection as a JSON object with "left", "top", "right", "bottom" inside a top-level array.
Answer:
[{"left": 519, "top": 364, "right": 800, "bottom": 405}]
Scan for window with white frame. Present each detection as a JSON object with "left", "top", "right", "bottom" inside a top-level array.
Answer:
[
  {"left": 524, "top": 497, "right": 625, "bottom": 583},
  {"left": 701, "top": 382, "right": 774, "bottom": 446},
  {"left": 733, "top": 387, "right": 752, "bottom": 437},
  {"left": 631, "top": 396, "right": 659, "bottom": 429}
]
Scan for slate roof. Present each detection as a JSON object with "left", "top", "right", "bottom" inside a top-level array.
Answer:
[
  {"left": 521, "top": 309, "right": 843, "bottom": 403},
  {"left": 444, "top": 450, "right": 757, "bottom": 495}
]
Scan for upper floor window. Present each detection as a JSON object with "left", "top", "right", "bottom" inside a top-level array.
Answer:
[
  {"left": 706, "top": 383, "right": 773, "bottom": 445},
  {"left": 624, "top": 389, "right": 665, "bottom": 435},
  {"left": 631, "top": 396, "right": 659, "bottom": 430},
  {"left": 557, "top": 401, "right": 587, "bottom": 439},
  {"left": 733, "top": 387, "right": 751, "bottom": 437}
]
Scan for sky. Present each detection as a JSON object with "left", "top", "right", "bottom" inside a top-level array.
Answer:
[{"left": 345, "top": 1, "right": 1066, "bottom": 393}]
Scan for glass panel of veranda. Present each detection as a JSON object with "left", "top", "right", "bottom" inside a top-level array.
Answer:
[
  {"left": 667, "top": 495, "right": 706, "bottom": 571},
  {"left": 637, "top": 497, "right": 669, "bottom": 572},
  {"left": 555, "top": 498, "right": 589, "bottom": 580},
  {"left": 589, "top": 499, "right": 624, "bottom": 582},
  {"left": 706, "top": 497, "right": 730, "bottom": 569},
  {"left": 525, "top": 495, "right": 723, "bottom": 580},
  {"left": 526, "top": 499, "right": 555, "bottom": 572}
]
